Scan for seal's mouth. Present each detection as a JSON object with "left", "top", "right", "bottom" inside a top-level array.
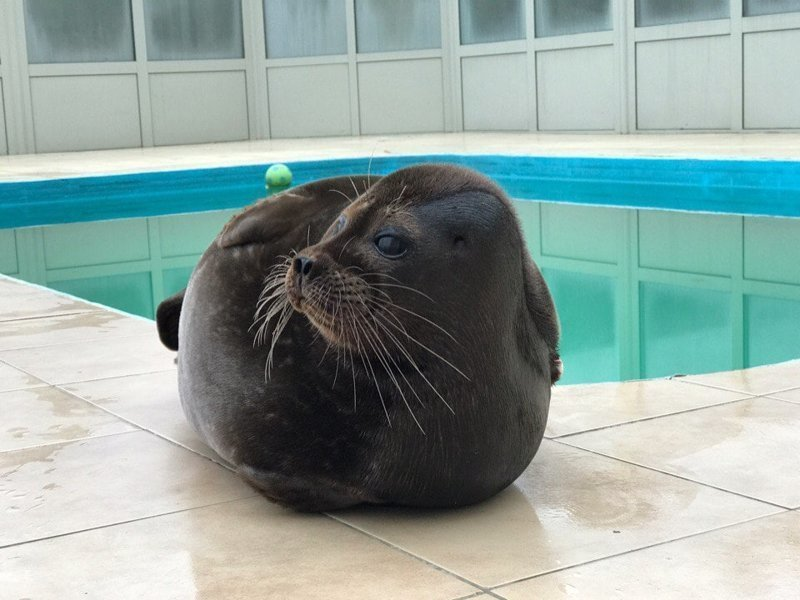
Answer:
[
  {"left": 285, "top": 272, "right": 303, "bottom": 311},
  {"left": 285, "top": 269, "right": 346, "bottom": 345}
]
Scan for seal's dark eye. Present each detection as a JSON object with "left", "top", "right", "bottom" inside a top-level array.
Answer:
[{"left": 374, "top": 233, "right": 407, "bottom": 258}]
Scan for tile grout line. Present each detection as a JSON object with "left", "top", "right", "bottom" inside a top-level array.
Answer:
[
  {"left": 2, "top": 373, "right": 227, "bottom": 470},
  {"left": 762, "top": 394, "right": 800, "bottom": 407},
  {"left": 0, "top": 330, "right": 162, "bottom": 353},
  {"left": 0, "top": 383, "right": 49, "bottom": 394},
  {"left": 325, "top": 514, "right": 503, "bottom": 599},
  {"left": 0, "top": 308, "right": 100, "bottom": 323},
  {"left": 0, "top": 495, "right": 258, "bottom": 551},
  {"left": 551, "top": 438, "right": 792, "bottom": 510},
  {"left": 487, "top": 509, "right": 790, "bottom": 594},
  {"left": 59, "top": 366, "right": 178, "bottom": 386},
  {"left": 673, "top": 376, "right": 800, "bottom": 398},
  {"left": 0, "top": 357, "right": 50, "bottom": 387},
  {"left": 54, "top": 366, "right": 177, "bottom": 387},
  {"left": 52, "top": 382, "right": 234, "bottom": 470},
  {"left": 0, "top": 365, "right": 178, "bottom": 389},
  {"left": 0, "top": 428, "right": 143, "bottom": 455},
  {"left": 548, "top": 393, "right": 758, "bottom": 440}
]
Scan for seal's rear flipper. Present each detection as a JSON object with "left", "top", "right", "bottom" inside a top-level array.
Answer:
[{"left": 156, "top": 289, "right": 185, "bottom": 351}]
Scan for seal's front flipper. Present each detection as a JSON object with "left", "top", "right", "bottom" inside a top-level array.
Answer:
[{"left": 156, "top": 289, "right": 185, "bottom": 351}]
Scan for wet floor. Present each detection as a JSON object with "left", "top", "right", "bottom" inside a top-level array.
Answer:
[{"left": 1, "top": 274, "right": 798, "bottom": 599}]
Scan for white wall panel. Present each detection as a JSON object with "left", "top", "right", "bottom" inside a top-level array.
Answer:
[
  {"left": 149, "top": 71, "right": 249, "bottom": 146},
  {"left": 267, "top": 64, "right": 351, "bottom": 138},
  {"left": 461, "top": 53, "right": 528, "bottom": 131},
  {"left": 30, "top": 75, "right": 141, "bottom": 152},
  {"left": 536, "top": 45, "right": 616, "bottom": 131},
  {"left": 636, "top": 36, "right": 731, "bottom": 130},
  {"left": 357, "top": 59, "right": 444, "bottom": 135},
  {"left": 0, "top": 79, "right": 7, "bottom": 155},
  {"left": 744, "top": 29, "right": 800, "bottom": 129}
]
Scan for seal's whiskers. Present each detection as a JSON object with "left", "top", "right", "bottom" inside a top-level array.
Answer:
[
  {"left": 353, "top": 318, "right": 391, "bottom": 427},
  {"left": 353, "top": 312, "right": 425, "bottom": 433},
  {"left": 252, "top": 256, "right": 296, "bottom": 379},
  {"left": 366, "top": 296, "right": 469, "bottom": 379},
  {"left": 369, "top": 309, "right": 456, "bottom": 415}
]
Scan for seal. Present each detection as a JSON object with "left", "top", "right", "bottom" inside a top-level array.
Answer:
[{"left": 156, "top": 165, "right": 561, "bottom": 511}]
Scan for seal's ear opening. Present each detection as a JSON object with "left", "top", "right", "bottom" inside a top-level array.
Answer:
[{"left": 156, "top": 289, "right": 184, "bottom": 351}]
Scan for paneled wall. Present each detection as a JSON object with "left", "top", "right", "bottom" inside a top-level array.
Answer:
[
  {"left": 4, "top": 203, "right": 800, "bottom": 385},
  {"left": 0, "top": 0, "right": 799, "bottom": 155}
]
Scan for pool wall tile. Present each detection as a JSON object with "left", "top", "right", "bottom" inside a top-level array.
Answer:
[
  {"left": 157, "top": 211, "right": 236, "bottom": 258},
  {"left": 638, "top": 211, "right": 739, "bottom": 277},
  {"left": 540, "top": 203, "right": 622, "bottom": 264},
  {"left": 42, "top": 219, "right": 150, "bottom": 269},
  {"left": 744, "top": 217, "right": 800, "bottom": 285},
  {"left": 745, "top": 295, "right": 800, "bottom": 368},
  {"left": 640, "top": 282, "right": 732, "bottom": 379},
  {"left": 162, "top": 267, "right": 195, "bottom": 299},
  {"left": 48, "top": 272, "right": 154, "bottom": 317},
  {"left": 543, "top": 269, "right": 619, "bottom": 384},
  {"left": 0, "top": 229, "right": 18, "bottom": 274}
]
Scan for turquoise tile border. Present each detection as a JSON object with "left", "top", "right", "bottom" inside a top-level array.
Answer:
[{"left": 2, "top": 155, "right": 800, "bottom": 229}]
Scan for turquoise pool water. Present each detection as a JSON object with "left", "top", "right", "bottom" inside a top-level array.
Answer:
[{"left": 2, "top": 155, "right": 799, "bottom": 384}]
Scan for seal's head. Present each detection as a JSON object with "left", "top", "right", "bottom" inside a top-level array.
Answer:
[{"left": 256, "top": 164, "right": 561, "bottom": 426}]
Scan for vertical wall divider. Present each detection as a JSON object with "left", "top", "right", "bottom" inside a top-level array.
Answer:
[
  {"left": 627, "top": 210, "right": 642, "bottom": 380},
  {"left": 731, "top": 216, "right": 746, "bottom": 368},
  {"left": 243, "top": 0, "right": 270, "bottom": 140},
  {"left": 344, "top": 0, "right": 361, "bottom": 136},
  {"left": 624, "top": 0, "right": 638, "bottom": 133},
  {"left": 730, "top": 0, "right": 745, "bottom": 131},
  {"left": 614, "top": 0, "right": 630, "bottom": 133},
  {"left": 616, "top": 207, "right": 634, "bottom": 381},
  {"left": 526, "top": 0, "right": 539, "bottom": 131},
  {"left": 146, "top": 218, "right": 165, "bottom": 312},
  {"left": 3, "top": 0, "right": 35, "bottom": 153},
  {"left": 130, "top": 0, "right": 153, "bottom": 147},
  {"left": 443, "top": 0, "right": 462, "bottom": 132},
  {"left": 15, "top": 226, "right": 47, "bottom": 284}
]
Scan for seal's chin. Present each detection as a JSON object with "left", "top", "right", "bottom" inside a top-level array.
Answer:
[
  {"left": 304, "top": 311, "right": 344, "bottom": 346},
  {"left": 285, "top": 279, "right": 348, "bottom": 348}
]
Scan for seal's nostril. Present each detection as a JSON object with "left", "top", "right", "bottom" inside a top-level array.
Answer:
[{"left": 295, "top": 255, "right": 314, "bottom": 277}]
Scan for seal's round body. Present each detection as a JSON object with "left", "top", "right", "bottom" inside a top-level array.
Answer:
[{"left": 157, "top": 165, "right": 560, "bottom": 511}]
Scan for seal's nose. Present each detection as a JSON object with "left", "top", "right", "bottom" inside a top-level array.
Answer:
[{"left": 293, "top": 256, "right": 315, "bottom": 278}]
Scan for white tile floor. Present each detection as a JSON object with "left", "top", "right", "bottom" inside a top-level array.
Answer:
[{"left": 1, "top": 273, "right": 799, "bottom": 599}]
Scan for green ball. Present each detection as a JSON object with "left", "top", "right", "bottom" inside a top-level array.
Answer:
[{"left": 265, "top": 163, "right": 293, "bottom": 189}]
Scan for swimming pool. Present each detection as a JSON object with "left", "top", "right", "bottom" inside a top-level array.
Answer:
[{"left": 2, "top": 154, "right": 799, "bottom": 385}]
